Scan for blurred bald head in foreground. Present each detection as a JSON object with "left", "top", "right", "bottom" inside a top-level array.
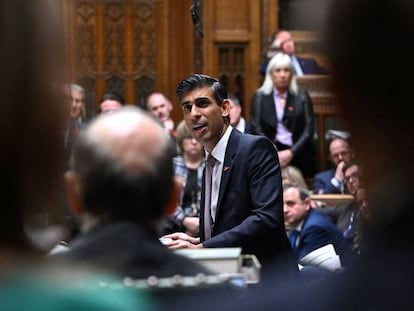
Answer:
[{"left": 65, "top": 106, "right": 176, "bottom": 231}]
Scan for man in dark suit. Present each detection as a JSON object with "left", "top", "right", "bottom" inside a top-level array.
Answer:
[
  {"left": 284, "top": 183, "right": 352, "bottom": 268},
  {"left": 313, "top": 137, "right": 354, "bottom": 194},
  {"left": 163, "top": 74, "right": 297, "bottom": 277},
  {"left": 317, "top": 162, "right": 363, "bottom": 244},
  {"left": 51, "top": 106, "right": 211, "bottom": 279},
  {"left": 260, "top": 30, "right": 329, "bottom": 76}
]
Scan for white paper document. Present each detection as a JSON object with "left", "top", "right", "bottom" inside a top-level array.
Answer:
[{"left": 299, "top": 244, "right": 342, "bottom": 272}]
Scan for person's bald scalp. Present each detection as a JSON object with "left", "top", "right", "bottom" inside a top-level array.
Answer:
[{"left": 86, "top": 107, "right": 168, "bottom": 174}]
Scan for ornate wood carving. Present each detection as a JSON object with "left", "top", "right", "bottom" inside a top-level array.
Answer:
[
  {"left": 74, "top": 0, "right": 97, "bottom": 75},
  {"left": 218, "top": 44, "right": 246, "bottom": 106},
  {"left": 132, "top": 1, "right": 158, "bottom": 106},
  {"left": 132, "top": 2, "right": 157, "bottom": 78},
  {"left": 104, "top": 1, "right": 126, "bottom": 73}
]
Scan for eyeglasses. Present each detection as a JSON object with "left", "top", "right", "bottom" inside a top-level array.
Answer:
[
  {"left": 331, "top": 151, "right": 351, "bottom": 160},
  {"left": 344, "top": 173, "right": 360, "bottom": 183}
]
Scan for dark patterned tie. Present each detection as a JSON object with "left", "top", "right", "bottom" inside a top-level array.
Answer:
[
  {"left": 289, "top": 229, "right": 300, "bottom": 250},
  {"left": 204, "top": 154, "right": 216, "bottom": 240}
]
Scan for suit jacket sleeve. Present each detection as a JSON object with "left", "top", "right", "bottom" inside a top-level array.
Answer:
[
  {"left": 249, "top": 91, "right": 266, "bottom": 136},
  {"left": 202, "top": 135, "right": 285, "bottom": 254},
  {"left": 313, "top": 170, "right": 341, "bottom": 194},
  {"left": 298, "top": 225, "right": 335, "bottom": 260},
  {"left": 289, "top": 89, "right": 315, "bottom": 156}
]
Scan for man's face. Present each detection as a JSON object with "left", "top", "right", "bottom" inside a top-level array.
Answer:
[
  {"left": 147, "top": 94, "right": 172, "bottom": 122},
  {"left": 180, "top": 87, "right": 230, "bottom": 152},
  {"left": 277, "top": 31, "right": 295, "bottom": 55},
  {"left": 70, "top": 89, "right": 83, "bottom": 119},
  {"left": 100, "top": 100, "right": 122, "bottom": 114},
  {"left": 344, "top": 164, "right": 360, "bottom": 195},
  {"left": 271, "top": 68, "right": 292, "bottom": 91},
  {"left": 229, "top": 101, "right": 242, "bottom": 126},
  {"left": 329, "top": 139, "right": 353, "bottom": 166},
  {"left": 284, "top": 187, "right": 310, "bottom": 227}
]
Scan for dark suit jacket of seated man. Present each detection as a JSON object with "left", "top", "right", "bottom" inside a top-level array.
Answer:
[
  {"left": 284, "top": 184, "right": 353, "bottom": 267},
  {"left": 260, "top": 55, "right": 329, "bottom": 77},
  {"left": 163, "top": 74, "right": 298, "bottom": 278},
  {"left": 260, "top": 29, "right": 329, "bottom": 77}
]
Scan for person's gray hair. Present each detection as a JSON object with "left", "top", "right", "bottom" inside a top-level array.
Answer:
[
  {"left": 259, "top": 52, "right": 298, "bottom": 95},
  {"left": 228, "top": 93, "right": 240, "bottom": 107},
  {"left": 70, "top": 84, "right": 85, "bottom": 100},
  {"left": 70, "top": 107, "right": 175, "bottom": 224}
]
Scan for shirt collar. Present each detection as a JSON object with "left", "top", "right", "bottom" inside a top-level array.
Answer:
[
  {"left": 206, "top": 125, "right": 233, "bottom": 164},
  {"left": 274, "top": 88, "right": 287, "bottom": 99},
  {"left": 293, "top": 219, "right": 305, "bottom": 232}
]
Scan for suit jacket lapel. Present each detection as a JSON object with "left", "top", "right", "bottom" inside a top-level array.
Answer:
[
  {"left": 262, "top": 92, "right": 277, "bottom": 130},
  {"left": 215, "top": 128, "right": 240, "bottom": 217}
]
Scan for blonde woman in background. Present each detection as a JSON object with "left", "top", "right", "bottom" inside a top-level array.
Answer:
[{"left": 281, "top": 165, "right": 309, "bottom": 190}]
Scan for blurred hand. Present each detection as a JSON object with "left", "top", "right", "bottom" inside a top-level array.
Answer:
[
  {"left": 278, "top": 149, "right": 294, "bottom": 168},
  {"left": 160, "top": 232, "right": 202, "bottom": 250},
  {"left": 334, "top": 161, "right": 345, "bottom": 182},
  {"left": 182, "top": 216, "right": 199, "bottom": 237},
  {"left": 161, "top": 232, "right": 200, "bottom": 244}
]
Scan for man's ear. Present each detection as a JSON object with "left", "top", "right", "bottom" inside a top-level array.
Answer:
[
  {"left": 304, "top": 198, "right": 312, "bottom": 211},
  {"left": 221, "top": 99, "right": 231, "bottom": 118},
  {"left": 164, "top": 178, "right": 181, "bottom": 217},
  {"left": 64, "top": 171, "right": 83, "bottom": 217}
]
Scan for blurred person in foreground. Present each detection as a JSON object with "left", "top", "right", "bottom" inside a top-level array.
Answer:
[
  {"left": 51, "top": 107, "right": 212, "bottom": 279},
  {"left": 0, "top": 1, "right": 149, "bottom": 310}
]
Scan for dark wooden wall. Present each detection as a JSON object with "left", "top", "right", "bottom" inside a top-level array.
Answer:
[
  {"left": 62, "top": 0, "right": 281, "bottom": 121},
  {"left": 62, "top": 0, "right": 339, "bottom": 171}
]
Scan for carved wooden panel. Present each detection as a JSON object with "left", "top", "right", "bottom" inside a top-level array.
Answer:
[
  {"left": 218, "top": 44, "right": 246, "bottom": 108},
  {"left": 65, "top": 0, "right": 173, "bottom": 116},
  {"left": 74, "top": 0, "right": 97, "bottom": 73},
  {"left": 214, "top": 1, "right": 249, "bottom": 32},
  {"left": 297, "top": 75, "right": 340, "bottom": 170},
  {"left": 132, "top": 1, "right": 158, "bottom": 106},
  {"left": 104, "top": 1, "right": 126, "bottom": 72},
  {"left": 203, "top": 0, "right": 262, "bottom": 118}
]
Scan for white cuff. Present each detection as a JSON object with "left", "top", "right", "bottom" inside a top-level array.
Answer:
[{"left": 330, "top": 177, "right": 341, "bottom": 189}]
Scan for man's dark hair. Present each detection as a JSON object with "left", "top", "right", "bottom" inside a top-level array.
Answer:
[
  {"left": 71, "top": 129, "right": 175, "bottom": 226},
  {"left": 176, "top": 74, "right": 228, "bottom": 117},
  {"left": 342, "top": 161, "right": 360, "bottom": 175},
  {"left": 283, "top": 183, "right": 310, "bottom": 202},
  {"left": 99, "top": 92, "right": 125, "bottom": 106}
]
